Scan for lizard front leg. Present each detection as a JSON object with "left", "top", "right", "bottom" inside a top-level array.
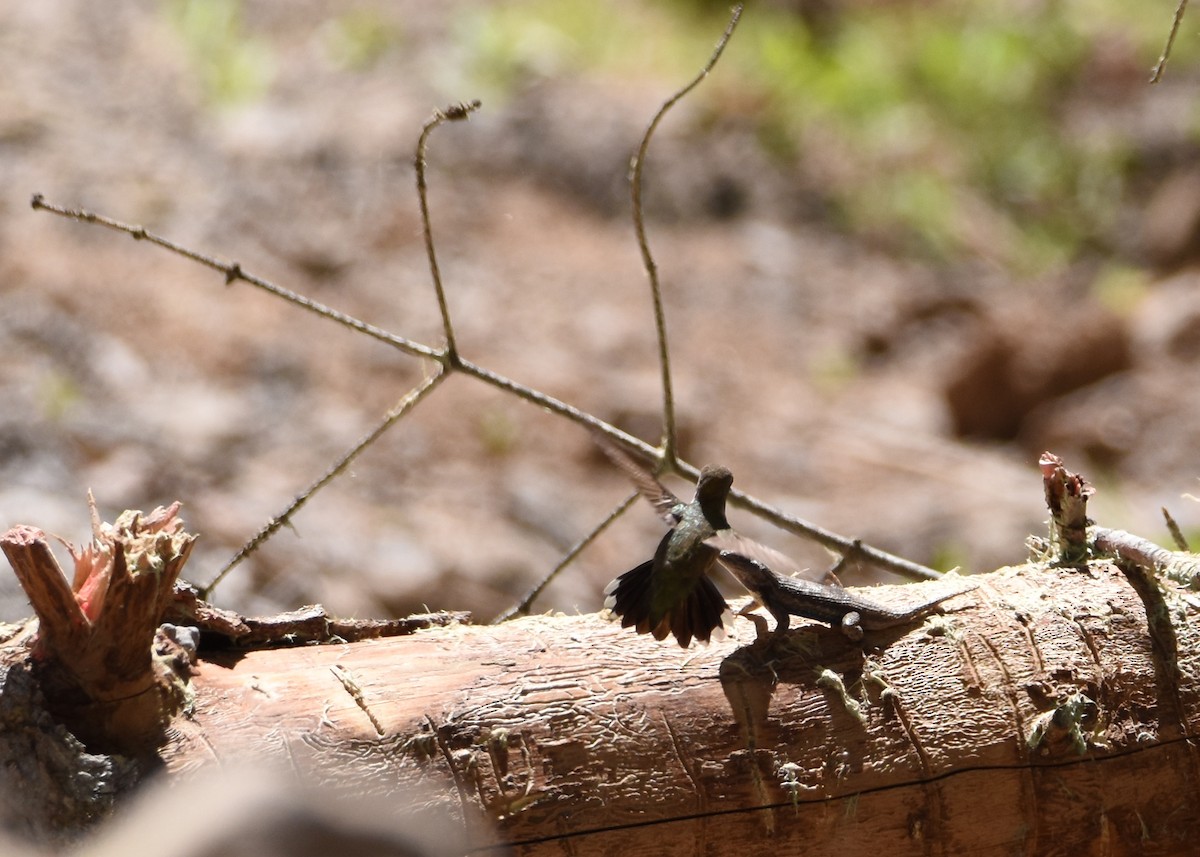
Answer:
[{"left": 735, "top": 597, "right": 794, "bottom": 644}]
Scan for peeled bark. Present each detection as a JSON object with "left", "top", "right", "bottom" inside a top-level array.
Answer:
[
  {"left": 5, "top": 493, "right": 1200, "bottom": 854},
  {"left": 1, "top": 505, "right": 195, "bottom": 755},
  {"left": 155, "top": 557, "right": 1200, "bottom": 855}
]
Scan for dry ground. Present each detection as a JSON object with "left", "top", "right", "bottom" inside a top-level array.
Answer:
[{"left": 3, "top": 0, "right": 1199, "bottom": 625}]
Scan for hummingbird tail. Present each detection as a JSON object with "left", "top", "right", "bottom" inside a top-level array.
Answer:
[
  {"left": 603, "top": 557, "right": 657, "bottom": 631},
  {"left": 604, "top": 560, "right": 728, "bottom": 648},
  {"left": 671, "top": 573, "right": 728, "bottom": 648}
]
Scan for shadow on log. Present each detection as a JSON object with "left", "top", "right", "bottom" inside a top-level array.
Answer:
[
  {"left": 4, "top": 461, "right": 1200, "bottom": 855},
  {"left": 154, "top": 556, "right": 1200, "bottom": 856}
]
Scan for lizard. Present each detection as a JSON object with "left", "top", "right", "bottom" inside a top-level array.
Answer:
[{"left": 718, "top": 551, "right": 977, "bottom": 642}]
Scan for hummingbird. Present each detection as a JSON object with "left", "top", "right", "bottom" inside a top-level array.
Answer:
[{"left": 599, "top": 438, "right": 822, "bottom": 647}]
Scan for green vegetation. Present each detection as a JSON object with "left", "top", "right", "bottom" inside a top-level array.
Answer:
[
  {"left": 453, "top": 1, "right": 706, "bottom": 100},
  {"left": 741, "top": 1, "right": 1116, "bottom": 269},
  {"left": 1092, "top": 264, "right": 1151, "bottom": 316},
  {"left": 323, "top": 9, "right": 403, "bottom": 71},
  {"left": 37, "top": 371, "right": 81, "bottom": 423},
  {"left": 161, "top": 0, "right": 274, "bottom": 106},
  {"left": 457, "top": 0, "right": 1200, "bottom": 273}
]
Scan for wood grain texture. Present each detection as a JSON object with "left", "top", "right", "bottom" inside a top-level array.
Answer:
[{"left": 160, "top": 560, "right": 1200, "bottom": 855}]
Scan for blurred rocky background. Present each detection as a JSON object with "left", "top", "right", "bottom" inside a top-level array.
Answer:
[{"left": 2, "top": 0, "right": 1199, "bottom": 623}]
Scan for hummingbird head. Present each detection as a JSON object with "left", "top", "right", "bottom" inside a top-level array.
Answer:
[{"left": 695, "top": 465, "right": 733, "bottom": 529}]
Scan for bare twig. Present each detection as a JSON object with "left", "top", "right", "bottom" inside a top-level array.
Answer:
[
  {"left": 454, "top": 357, "right": 652, "bottom": 450},
  {"left": 495, "top": 0, "right": 932, "bottom": 611},
  {"left": 416, "top": 99, "right": 481, "bottom": 361},
  {"left": 1150, "top": 0, "right": 1188, "bottom": 83},
  {"left": 200, "top": 369, "right": 448, "bottom": 597},
  {"left": 630, "top": 4, "right": 743, "bottom": 468},
  {"left": 492, "top": 491, "right": 640, "bottom": 623},
  {"left": 1092, "top": 526, "right": 1200, "bottom": 589},
  {"left": 30, "top": 8, "right": 945, "bottom": 605},
  {"left": 31, "top": 205, "right": 938, "bottom": 602},
  {"left": 27, "top": 196, "right": 654, "bottom": 456},
  {"left": 1093, "top": 527, "right": 1174, "bottom": 575},
  {"left": 28, "top": 195, "right": 440, "bottom": 362},
  {"left": 1163, "top": 506, "right": 1190, "bottom": 551},
  {"left": 723, "top": 483, "right": 943, "bottom": 581},
  {"left": 31, "top": 212, "right": 938, "bottom": 600}
]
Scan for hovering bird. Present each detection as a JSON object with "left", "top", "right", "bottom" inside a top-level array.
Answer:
[{"left": 599, "top": 438, "right": 825, "bottom": 647}]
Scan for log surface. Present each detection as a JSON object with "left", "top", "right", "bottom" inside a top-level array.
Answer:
[{"left": 159, "top": 559, "right": 1200, "bottom": 855}]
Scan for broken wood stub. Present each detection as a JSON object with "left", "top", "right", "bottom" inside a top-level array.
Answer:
[
  {"left": 1, "top": 502, "right": 196, "bottom": 754},
  {"left": 1039, "top": 451, "right": 1093, "bottom": 564}
]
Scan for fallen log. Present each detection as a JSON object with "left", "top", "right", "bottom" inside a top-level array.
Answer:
[
  {"left": 4, "top": 479, "right": 1200, "bottom": 855},
  {"left": 152, "top": 557, "right": 1200, "bottom": 856}
]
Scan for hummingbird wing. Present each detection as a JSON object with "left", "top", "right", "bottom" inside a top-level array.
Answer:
[
  {"left": 593, "top": 433, "right": 681, "bottom": 524},
  {"left": 708, "top": 531, "right": 837, "bottom": 584}
]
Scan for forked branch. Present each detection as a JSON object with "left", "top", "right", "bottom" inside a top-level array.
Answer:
[
  {"left": 29, "top": 5, "right": 943, "bottom": 609},
  {"left": 416, "top": 99, "right": 481, "bottom": 362}
]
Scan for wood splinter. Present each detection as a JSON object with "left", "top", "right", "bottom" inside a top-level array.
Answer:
[{"left": 1, "top": 496, "right": 197, "bottom": 754}]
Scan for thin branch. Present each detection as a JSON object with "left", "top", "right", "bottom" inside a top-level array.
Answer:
[
  {"left": 199, "top": 369, "right": 448, "bottom": 597},
  {"left": 492, "top": 490, "right": 640, "bottom": 623},
  {"left": 31, "top": 29, "right": 947, "bottom": 600},
  {"left": 28, "top": 195, "right": 440, "bottom": 362},
  {"left": 416, "top": 100, "right": 481, "bottom": 362},
  {"left": 1150, "top": 0, "right": 1188, "bottom": 83},
  {"left": 723, "top": 485, "right": 943, "bottom": 581},
  {"left": 32, "top": 193, "right": 942, "bottom": 592},
  {"left": 1092, "top": 526, "right": 1200, "bottom": 588},
  {"left": 30, "top": 190, "right": 659, "bottom": 459},
  {"left": 1163, "top": 506, "right": 1190, "bottom": 552},
  {"left": 455, "top": 357, "right": 655, "bottom": 454},
  {"left": 630, "top": 4, "right": 743, "bottom": 469}
]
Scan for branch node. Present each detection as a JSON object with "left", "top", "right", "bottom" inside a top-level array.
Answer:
[{"left": 441, "top": 99, "right": 482, "bottom": 122}]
